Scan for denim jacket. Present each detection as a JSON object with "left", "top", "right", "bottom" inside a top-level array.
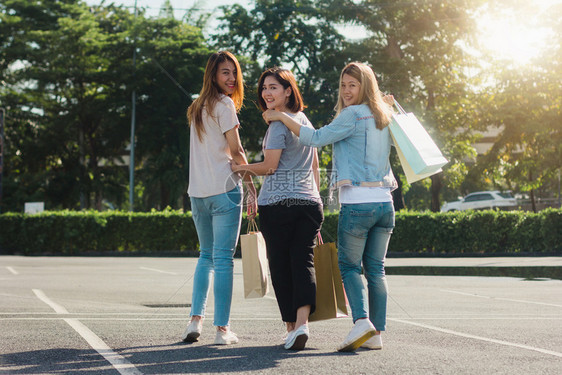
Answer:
[{"left": 299, "top": 104, "right": 397, "bottom": 191}]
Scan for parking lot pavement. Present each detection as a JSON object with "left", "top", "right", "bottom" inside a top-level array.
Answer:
[{"left": 1, "top": 256, "right": 561, "bottom": 374}]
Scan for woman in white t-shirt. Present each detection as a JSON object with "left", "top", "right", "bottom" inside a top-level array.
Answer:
[{"left": 182, "top": 51, "right": 257, "bottom": 345}]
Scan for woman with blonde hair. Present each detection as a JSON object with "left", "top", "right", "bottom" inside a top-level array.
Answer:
[
  {"left": 183, "top": 51, "right": 257, "bottom": 345},
  {"left": 232, "top": 67, "right": 323, "bottom": 350},
  {"left": 264, "top": 62, "right": 396, "bottom": 352}
]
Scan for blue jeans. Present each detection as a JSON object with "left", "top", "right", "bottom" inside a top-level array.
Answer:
[
  {"left": 189, "top": 186, "right": 242, "bottom": 327},
  {"left": 338, "top": 202, "right": 395, "bottom": 331}
]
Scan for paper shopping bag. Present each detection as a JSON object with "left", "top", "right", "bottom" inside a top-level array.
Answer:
[
  {"left": 309, "top": 236, "right": 348, "bottom": 322},
  {"left": 240, "top": 219, "right": 269, "bottom": 299},
  {"left": 391, "top": 132, "right": 443, "bottom": 184},
  {"left": 389, "top": 100, "right": 447, "bottom": 182}
]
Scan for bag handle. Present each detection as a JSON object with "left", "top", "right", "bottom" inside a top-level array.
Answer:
[
  {"left": 246, "top": 218, "right": 259, "bottom": 233},
  {"left": 393, "top": 99, "right": 407, "bottom": 115}
]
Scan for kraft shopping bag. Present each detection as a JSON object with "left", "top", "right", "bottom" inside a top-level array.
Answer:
[
  {"left": 309, "top": 235, "right": 348, "bottom": 322},
  {"left": 389, "top": 100, "right": 448, "bottom": 183},
  {"left": 240, "top": 219, "right": 269, "bottom": 299}
]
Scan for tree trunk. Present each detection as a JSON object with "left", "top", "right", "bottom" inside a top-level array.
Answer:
[
  {"left": 385, "top": 35, "right": 403, "bottom": 59},
  {"left": 529, "top": 170, "right": 537, "bottom": 213},
  {"left": 79, "top": 125, "right": 87, "bottom": 209},
  {"left": 160, "top": 183, "right": 170, "bottom": 210},
  {"left": 427, "top": 87, "right": 442, "bottom": 212},
  {"left": 431, "top": 174, "right": 442, "bottom": 212},
  {"left": 392, "top": 174, "right": 406, "bottom": 211}
]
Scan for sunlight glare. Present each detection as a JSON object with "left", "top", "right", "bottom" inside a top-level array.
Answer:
[{"left": 476, "top": 0, "right": 558, "bottom": 65}]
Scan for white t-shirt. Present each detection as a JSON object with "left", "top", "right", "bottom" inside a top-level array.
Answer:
[
  {"left": 187, "top": 95, "right": 241, "bottom": 198},
  {"left": 339, "top": 186, "right": 393, "bottom": 204}
]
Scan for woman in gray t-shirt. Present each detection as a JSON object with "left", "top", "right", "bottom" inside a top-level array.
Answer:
[{"left": 232, "top": 67, "right": 323, "bottom": 351}]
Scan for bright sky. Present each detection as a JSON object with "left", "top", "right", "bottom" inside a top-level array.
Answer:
[
  {"left": 87, "top": 0, "right": 253, "bottom": 18},
  {"left": 87, "top": 0, "right": 559, "bottom": 65},
  {"left": 474, "top": 0, "right": 559, "bottom": 65}
]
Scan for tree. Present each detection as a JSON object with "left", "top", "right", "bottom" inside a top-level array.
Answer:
[
  {"left": 131, "top": 16, "right": 210, "bottom": 210},
  {"left": 0, "top": 0, "right": 210, "bottom": 211},
  {"left": 470, "top": 1, "right": 562, "bottom": 211},
  {"left": 322, "top": 0, "right": 485, "bottom": 211}
]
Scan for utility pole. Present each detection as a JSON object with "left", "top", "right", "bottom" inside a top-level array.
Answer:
[
  {"left": 0, "top": 108, "right": 4, "bottom": 213},
  {"left": 129, "top": 0, "right": 138, "bottom": 212},
  {"left": 558, "top": 168, "right": 562, "bottom": 208}
]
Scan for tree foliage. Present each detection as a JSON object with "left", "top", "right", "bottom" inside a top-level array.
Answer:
[
  {"left": 468, "top": 0, "right": 562, "bottom": 210},
  {"left": 1, "top": 0, "right": 559, "bottom": 213},
  {"left": 0, "top": 0, "right": 209, "bottom": 212}
]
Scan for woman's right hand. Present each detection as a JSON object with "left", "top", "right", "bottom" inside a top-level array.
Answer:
[{"left": 230, "top": 160, "right": 240, "bottom": 173}]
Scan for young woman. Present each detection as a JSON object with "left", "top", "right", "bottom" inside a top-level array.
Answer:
[
  {"left": 231, "top": 67, "right": 323, "bottom": 350},
  {"left": 183, "top": 51, "right": 257, "bottom": 345},
  {"left": 263, "top": 62, "right": 396, "bottom": 352}
]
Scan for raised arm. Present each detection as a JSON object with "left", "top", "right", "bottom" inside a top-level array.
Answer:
[
  {"left": 263, "top": 110, "right": 303, "bottom": 136},
  {"left": 263, "top": 108, "right": 357, "bottom": 148}
]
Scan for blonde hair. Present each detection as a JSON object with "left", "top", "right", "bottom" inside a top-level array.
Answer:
[
  {"left": 187, "top": 51, "right": 244, "bottom": 141},
  {"left": 335, "top": 62, "right": 392, "bottom": 130}
]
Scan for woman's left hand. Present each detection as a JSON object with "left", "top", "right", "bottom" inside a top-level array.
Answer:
[
  {"left": 382, "top": 94, "right": 394, "bottom": 106},
  {"left": 245, "top": 188, "right": 257, "bottom": 220}
]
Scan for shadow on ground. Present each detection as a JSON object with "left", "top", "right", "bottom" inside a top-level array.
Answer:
[{"left": 0, "top": 342, "right": 357, "bottom": 374}]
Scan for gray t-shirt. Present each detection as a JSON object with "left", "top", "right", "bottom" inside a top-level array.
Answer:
[{"left": 257, "top": 112, "right": 322, "bottom": 206}]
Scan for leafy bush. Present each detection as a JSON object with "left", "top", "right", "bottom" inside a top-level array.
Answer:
[{"left": 1, "top": 209, "right": 560, "bottom": 255}]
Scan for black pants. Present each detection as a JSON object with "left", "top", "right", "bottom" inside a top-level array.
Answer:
[{"left": 258, "top": 200, "right": 324, "bottom": 322}]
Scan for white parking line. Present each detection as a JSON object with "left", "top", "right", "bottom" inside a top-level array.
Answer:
[
  {"left": 390, "top": 318, "right": 562, "bottom": 358},
  {"left": 32, "top": 289, "right": 69, "bottom": 314},
  {"left": 6, "top": 267, "right": 18, "bottom": 275},
  {"left": 441, "top": 289, "right": 562, "bottom": 308},
  {"left": 139, "top": 267, "right": 177, "bottom": 275},
  {"left": 33, "top": 289, "right": 142, "bottom": 375},
  {"left": 64, "top": 318, "right": 142, "bottom": 375}
]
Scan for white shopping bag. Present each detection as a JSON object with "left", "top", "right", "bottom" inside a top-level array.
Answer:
[{"left": 389, "top": 100, "right": 448, "bottom": 183}]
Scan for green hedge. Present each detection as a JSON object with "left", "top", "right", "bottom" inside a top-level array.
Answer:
[
  {"left": 0, "top": 209, "right": 560, "bottom": 255},
  {"left": 390, "top": 209, "right": 561, "bottom": 255}
]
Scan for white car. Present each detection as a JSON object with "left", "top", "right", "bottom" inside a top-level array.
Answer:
[{"left": 440, "top": 191, "right": 517, "bottom": 212}]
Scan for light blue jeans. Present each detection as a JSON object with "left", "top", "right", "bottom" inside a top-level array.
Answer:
[
  {"left": 189, "top": 186, "right": 242, "bottom": 327},
  {"left": 338, "top": 202, "right": 395, "bottom": 331}
]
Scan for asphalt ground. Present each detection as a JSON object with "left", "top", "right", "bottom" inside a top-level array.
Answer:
[{"left": 0, "top": 256, "right": 561, "bottom": 374}]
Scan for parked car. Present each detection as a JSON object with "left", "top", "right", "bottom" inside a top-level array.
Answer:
[{"left": 440, "top": 191, "right": 517, "bottom": 212}]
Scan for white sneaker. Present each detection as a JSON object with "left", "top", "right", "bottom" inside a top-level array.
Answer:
[
  {"left": 182, "top": 319, "right": 202, "bottom": 342},
  {"left": 214, "top": 328, "right": 239, "bottom": 345},
  {"left": 284, "top": 324, "right": 309, "bottom": 350},
  {"left": 361, "top": 333, "right": 383, "bottom": 350},
  {"left": 337, "top": 318, "right": 376, "bottom": 352}
]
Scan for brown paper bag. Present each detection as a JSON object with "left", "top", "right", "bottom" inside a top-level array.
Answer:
[
  {"left": 240, "top": 219, "right": 269, "bottom": 299},
  {"left": 309, "top": 235, "right": 349, "bottom": 322}
]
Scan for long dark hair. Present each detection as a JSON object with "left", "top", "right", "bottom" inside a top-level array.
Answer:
[{"left": 187, "top": 51, "right": 244, "bottom": 141}]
